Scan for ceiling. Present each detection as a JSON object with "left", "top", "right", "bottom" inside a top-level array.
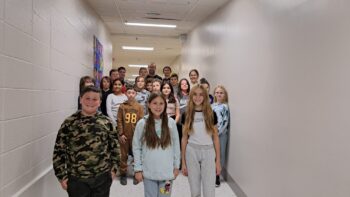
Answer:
[{"left": 86, "top": 0, "right": 231, "bottom": 79}]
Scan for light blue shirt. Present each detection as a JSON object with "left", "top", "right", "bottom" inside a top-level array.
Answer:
[{"left": 133, "top": 115, "right": 180, "bottom": 180}]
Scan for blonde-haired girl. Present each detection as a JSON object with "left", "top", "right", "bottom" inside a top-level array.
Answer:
[
  {"left": 212, "top": 85, "right": 230, "bottom": 187},
  {"left": 181, "top": 84, "right": 221, "bottom": 197}
]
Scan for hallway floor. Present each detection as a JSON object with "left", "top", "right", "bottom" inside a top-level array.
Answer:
[{"left": 110, "top": 174, "right": 237, "bottom": 197}]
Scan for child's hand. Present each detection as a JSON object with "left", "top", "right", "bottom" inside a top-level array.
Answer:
[
  {"left": 216, "top": 161, "right": 222, "bottom": 176},
  {"left": 181, "top": 165, "right": 188, "bottom": 176},
  {"left": 173, "top": 168, "right": 179, "bottom": 179},
  {"left": 135, "top": 171, "right": 143, "bottom": 182},
  {"left": 111, "top": 170, "right": 116, "bottom": 180},
  {"left": 119, "top": 135, "right": 127, "bottom": 144},
  {"left": 60, "top": 179, "right": 68, "bottom": 190}
]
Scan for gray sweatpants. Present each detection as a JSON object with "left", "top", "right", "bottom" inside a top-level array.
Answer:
[
  {"left": 143, "top": 178, "right": 173, "bottom": 197},
  {"left": 185, "top": 143, "right": 216, "bottom": 197}
]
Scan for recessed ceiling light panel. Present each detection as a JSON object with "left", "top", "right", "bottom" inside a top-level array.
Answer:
[
  {"left": 122, "top": 46, "right": 154, "bottom": 51},
  {"left": 125, "top": 22, "right": 176, "bottom": 28},
  {"left": 128, "top": 64, "right": 148, "bottom": 68}
]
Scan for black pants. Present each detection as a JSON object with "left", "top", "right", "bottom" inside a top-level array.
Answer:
[
  {"left": 67, "top": 172, "right": 113, "bottom": 197},
  {"left": 176, "top": 122, "right": 183, "bottom": 146},
  {"left": 170, "top": 115, "right": 183, "bottom": 145}
]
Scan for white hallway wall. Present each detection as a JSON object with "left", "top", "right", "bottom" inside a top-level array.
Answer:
[
  {"left": 181, "top": 0, "right": 350, "bottom": 196},
  {"left": 0, "top": 0, "right": 113, "bottom": 196}
]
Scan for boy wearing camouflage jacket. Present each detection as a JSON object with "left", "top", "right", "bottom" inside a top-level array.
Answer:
[
  {"left": 53, "top": 86, "right": 120, "bottom": 197},
  {"left": 117, "top": 86, "right": 144, "bottom": 185}
]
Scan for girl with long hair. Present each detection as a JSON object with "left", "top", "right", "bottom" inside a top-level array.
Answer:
[
  {"left": 177, "top": 78, "right": 191, "bottom": 150},
  {"left": 181, "top": 85, "right": 221, "bottom": 197},
  {"left": 212, "top": 85, "right": 230, "bottom": 187},
  {"left": 106, "top": 78, "right": 127, "bottom": 126},
  {"left": 177, "top": 78, "right": 191, "bottom": 117},
  {"left": 133, "top": 93, "right": 181, "bottom": 197},
  {"left": 161, "top": 81, "right": 180, "bottom": 123}
]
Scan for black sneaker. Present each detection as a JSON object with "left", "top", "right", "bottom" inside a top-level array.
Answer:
[
  {"left": 120, "top": 175, "right": 127, "bottom": 185},
  {"left": 215, "top": 175, "right": 221, "bottom": 187},
  {"left": 133, "top": 176, "right": 138, "bottom": 185}
]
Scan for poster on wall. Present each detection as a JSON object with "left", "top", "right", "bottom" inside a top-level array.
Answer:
[{"left": 94, "top": 36, "right": 103, "bottom": 87}]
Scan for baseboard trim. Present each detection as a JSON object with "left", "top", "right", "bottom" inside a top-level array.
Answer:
[
  {"left": 12, "top": 166, "right": 53, "bottom": 197},
  {"left": 222, "top": 168, "right": 247, "bottom": 197}
]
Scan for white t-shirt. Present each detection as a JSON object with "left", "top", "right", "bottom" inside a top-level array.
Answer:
[
  {"left": 185, "top": 111, "right": 217, "bottom": 145},
  {"left": 106, "top": 93, "right": 127, "bottom": 126}
]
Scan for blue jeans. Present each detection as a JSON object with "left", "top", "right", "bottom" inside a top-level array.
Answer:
[
  {"left": 143, "top": 178, "right": 173, "bottom": 197},
  {"left": 219, "top": 132, "right": 228, "bottom": 169}
]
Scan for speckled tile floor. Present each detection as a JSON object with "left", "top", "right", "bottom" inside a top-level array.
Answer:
[{"left": 110, "top": 173, "right": 237, "bottom": 197}]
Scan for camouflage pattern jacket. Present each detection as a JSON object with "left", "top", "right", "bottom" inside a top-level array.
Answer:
[{"left": 53, "top": 111, "right": 120, "bottom": 181}]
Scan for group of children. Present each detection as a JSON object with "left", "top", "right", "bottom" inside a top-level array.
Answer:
[{"left": 53, "top": 68, "right": 230, "bottom": 197}]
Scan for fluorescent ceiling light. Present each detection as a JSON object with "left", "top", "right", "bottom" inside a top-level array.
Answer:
[
  {"left": 125, "top": 22, "right": 176, "bottom": 28},
  {"left": 122, "top": 46, "right": 154, "bottom": 51},
  {"left": 132, "top": 74, "right": 140, "bottom": 77},
  {"left": 128, "top": 64, "right": 148, "bottom": 68}
]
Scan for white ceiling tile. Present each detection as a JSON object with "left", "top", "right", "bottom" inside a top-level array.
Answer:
[{"left": 87, "top": 0, "right": 231, "bottom": 71}]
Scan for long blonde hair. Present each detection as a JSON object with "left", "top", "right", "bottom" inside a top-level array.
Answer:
[
  {"left": 213, "top": 85, "right": 229, "bottom": 103},
  {"left": 183, "top": 84, "right": 216, "bottom": 135}
]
